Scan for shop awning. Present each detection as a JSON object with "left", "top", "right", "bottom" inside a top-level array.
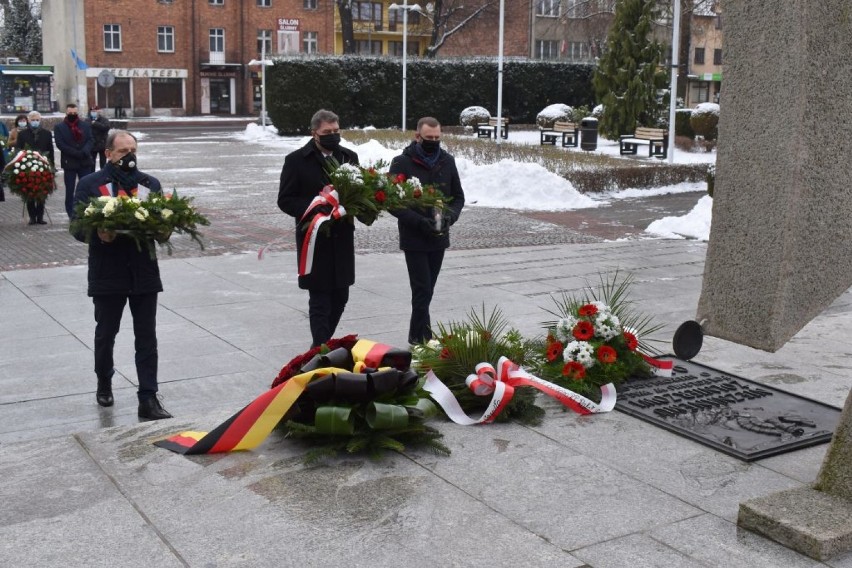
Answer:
[{"left": 1, "top": 69, "right": 53, "bottom": 76}]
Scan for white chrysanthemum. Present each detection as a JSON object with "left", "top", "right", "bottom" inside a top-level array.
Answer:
[
  {"left": 134, "top": 208, "right": 149, "bottom": 221},
  {"left": 337, "top": 163, "right": 363, "bottom": 184},
  {"left": 554, "top": 316, "right": 577, "bottom": 342},
  {"left": 594, "top": 312, "right": 621, "bottom": 340},
  {"left": 84, "top": 205, "right": 97, "bottom": 216},
  {"left": 591, "top": 300, "right": 611, "bottom": 315},
  {"left": 408, "top": 176, "right": 423, "bottom": 190},
  {"left": 396, "top": 185, "right": 405, "bottom": 199},
  {"left": 564, "top": 340, "right": 596, "bottom": 369},
  {"left": 161, "top": 209, "right": 173, "bottom": 220}
]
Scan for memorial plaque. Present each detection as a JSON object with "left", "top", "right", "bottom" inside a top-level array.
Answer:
[{"left": 616, "top": 357, "right": 842, "bottom": 461}]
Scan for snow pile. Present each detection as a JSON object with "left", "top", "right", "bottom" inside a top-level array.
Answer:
[{"left": 645, "top": 195, "right": 712, "bottom": 240}]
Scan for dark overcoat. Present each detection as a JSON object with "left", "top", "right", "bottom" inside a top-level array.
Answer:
[
  {"left": 277, "top": 139, "right": 359, "bottom": 290},
  {"left": 16, "top": 127, "right": 55, "bottom": 165},
  {"left": 54, "top": 118, "right": 94, "bottom": 171},
  {"left": 71, "top": 165, "right": 164, "bottom": 297},
  {"left": 389, "top": 142, "right": 465, "bottom": 252}
]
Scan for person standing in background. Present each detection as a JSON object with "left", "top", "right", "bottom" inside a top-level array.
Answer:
[
  {"left": 16, "top": 111, "right": 55, "bottom": 225},
  {"left": 54, "top": 103, "right": 95, "bottom": 218},
  {"left": 86, "top": 105, "right": 111, "bottom": 169}
]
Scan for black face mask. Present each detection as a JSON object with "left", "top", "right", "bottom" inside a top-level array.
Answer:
[
  {"left": 115, "top": 152, "right": 137, "bottom": 172},
  {"left": 317, "top": 133, "right": 341, "bottom": 152},
  {"left": 420, "top": 139, "right": 441, "bottom": 154},
  {"left": 66, "top": 113, "right": 78, "bottom": 122}
]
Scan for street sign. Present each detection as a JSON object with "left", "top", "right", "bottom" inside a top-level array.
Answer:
[{"left": 97, "top": 69, "right": 115, "bottom": 88}]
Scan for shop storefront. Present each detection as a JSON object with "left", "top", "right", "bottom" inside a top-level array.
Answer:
[
  {"left": 0, "top": 66, "right": 54, "bottom": 114},
  {"left": 85, "top": 67, "right": 188, "bottom": 117},
  {"left": 199, "top": 65, "right": 242, "bottom": 115}
]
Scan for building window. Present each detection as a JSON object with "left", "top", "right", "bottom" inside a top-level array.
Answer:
[
  {"left": 257, "top": 0, "right": 271, "bottom": 6},
  {"left": 713, "top": 48, "right": 722, "bottom": 65},
  {"left": 536, "top": 0, "right": 560, "bottom": 17},
  {"left": 694, "top": 47, "right": 705, "bottom": 65},
  {"left": 389, "top": 41, "right": 419, "bottom": 57},
  {"left": 303, "top": 31, "right": 318, "bottom": 54},
  {"left": 388, "top": 7, "right": 419, "bottom": 30},
  {"left": 157, "top": 26, "right": 174, "bottom": 53},
  {"left": 304, "top": 0, "right": 317, "bottom": 8},
  {"left": 151, "top": 78, "right": 183, "bottom": 108},
  {"left": 103, "top": 24, "right": 121, "bottom": 51},
  {"left": 565, "top": 41, "right": 588, "bottom": 61},
  {"left": 353, "top": 2, "right": 385, "bottom": 25},
  {"left": 355, "top": 39, "right": 382, "bottom": 55},
  {"left": 258, "top": 29, "right": 272, "bottom": 56},
  {"left": 209, "top": 0, "right": 224, "bottom": 5},
  {"left": 536, "top": 40, "right": 559, "bottom": 59},
  {"left": 564, "top": 0, "right": 582, "bottom": 18},
  {"left": 210, "top": 28, "right": 225, "bottom": 53}
]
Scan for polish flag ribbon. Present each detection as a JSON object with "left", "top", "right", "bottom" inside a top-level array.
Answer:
[
  {"left": 424, "top": 356, "right": 616, "bottom": 426},
  {"left": 298, "top": 185, "right": 346, "bottom": 276},
  {"left": 640, "top": 353, "right": 674, "bottom": 377}
]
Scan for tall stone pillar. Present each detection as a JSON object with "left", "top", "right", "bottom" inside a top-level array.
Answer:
[
  {"left": 696, "top": 1, "right": 852, "bottom": 351},
  {"left": 699, "top": 1, "right": 852, "bottom": 561}
]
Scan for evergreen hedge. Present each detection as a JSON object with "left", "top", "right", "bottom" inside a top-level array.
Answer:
[{"left": 266, "top": 56, "right": 595, "bottom": 134}]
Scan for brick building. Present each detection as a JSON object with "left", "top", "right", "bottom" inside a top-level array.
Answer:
[{"left": 43, "top": 0, "right": 335, "bottom": 117}]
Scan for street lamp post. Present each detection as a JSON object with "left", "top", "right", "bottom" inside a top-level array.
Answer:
[
  {"left": 248, "top": 52, "right": 273, "bottom": 129},
  {"left": 390, "top": 2, "right": 421, "bottom": 131}
]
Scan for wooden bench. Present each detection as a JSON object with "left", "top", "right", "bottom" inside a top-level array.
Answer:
[
  {"left": 476, "top": 117, "right": 509, "bottom": 140},
  {"left": 619, "top": 127, "right": 668, "bottom": 158},
  {"left": 540, "top": 120, "right": 578, "bottom": 147}
]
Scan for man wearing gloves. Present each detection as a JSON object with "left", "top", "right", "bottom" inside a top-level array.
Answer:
[{"left": 389, "top": 117, "right": 465, "bottom": 345}]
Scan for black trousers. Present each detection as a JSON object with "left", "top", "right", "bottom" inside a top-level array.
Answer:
[
  {"left": 404, "top": 249, "right": 445, "bottom": 344},
  {"left": 64, "top": 166, "right": 94, "bottom": 217},
  {"left": 25, "top": 199, "right": 45, "bottom": 221},
  {"left": 92, "top": 150, "right": 107, "bottom": 169},
  {"left": 93, "top": 293, "right": 159, "bottom": 400},
  {"left": 308, "top": 287, "right": 349, "bottom": 347}
]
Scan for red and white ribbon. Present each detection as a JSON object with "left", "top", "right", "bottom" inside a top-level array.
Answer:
[
  {"left": 424, "top": 356, "right": 616, "bottom": 426},
  {"left": 298, "top": 185, "right": 346, "bottom": 276},
  {"left": 641, "top": 353, "right": 674, "bottom": 377}
]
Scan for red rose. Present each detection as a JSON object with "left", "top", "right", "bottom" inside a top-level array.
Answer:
[
  {"left": 597, "top": 345, "right": 617, "bottom": 364},
  {"left": 395, "top": 174, "right": 406, "bottom": 183},
  {"left": 572, "top": 321, "right": 594, "bottom": 341},
  {"left": 578, "top": 304, "right": 598, "bottom": 316},
  {"left": 374, "top": 190, "right": 386, "bottom": 203},
  {"left": 623, "top": 331, "right": 638, "bottom": 351},
  {"left": 562, "top": 361, "right": 586, "bottom": 380}
]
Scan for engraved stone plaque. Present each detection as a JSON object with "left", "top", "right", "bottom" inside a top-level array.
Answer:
[{"left": 616, "top": 357, "right": 842, "bottom": 461}]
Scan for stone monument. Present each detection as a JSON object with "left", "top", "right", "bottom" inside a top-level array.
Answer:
[{"left": 694, "top": 1, "right": 852, "bottom": 560}]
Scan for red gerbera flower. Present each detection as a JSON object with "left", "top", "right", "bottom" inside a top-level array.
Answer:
[
  {"left": 562, "top": 361, "right": 586, "bottom": 380},
  {"left": 578, "top": 304, "right": 598, "bottom": 316},
  {"left": 597, "top": 345, "right": 617, "bottom": 364},
  {"left": 439, "top": 347, "right": 451, "bottom": 359},
  {"left": 572, "top": 320, "right": 594, "bottom": 341},
  {"left": 623, "top": 331, "right": 639, "bottom": 351},
  {"left": 546, "top": 340, "right": 564, "bottom": 362},
  {"left": 374, "top": 190, "right": 386, "bottom": 203}
]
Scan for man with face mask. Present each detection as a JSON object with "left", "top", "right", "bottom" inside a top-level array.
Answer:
[
  {"left": 15, "top": 111, "right": 56, "bottom": 224},
  {"left": 86, "top": 105, "right": 111, "bottom": 169},
  {"left": 54, "top": 102, "right": 95, "bottom": 218},
  {"left": 389, "top": 117, "right": 465, "bottom": 345},
  {"left": 277, "top": 109, "right": 360, "bottom": 348},
  {"left": 70, "top": 130, "right": 173, "bottom": 421}
]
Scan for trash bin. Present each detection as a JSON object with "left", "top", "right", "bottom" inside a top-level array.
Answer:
[{"left": 580, "top": 117, "right": 598, "bottom": 151}]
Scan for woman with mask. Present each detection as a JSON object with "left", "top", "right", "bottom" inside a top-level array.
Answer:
[{"left": 7, "top": 113, "right": 28, "bottom": 152}]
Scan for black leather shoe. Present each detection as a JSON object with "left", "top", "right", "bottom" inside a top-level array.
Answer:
[
  {"left": 37, "top": 219, "right": 47, "bottom": 225},
  {"left": 96, "top": 376, "right": 113, "bottom": 407},
  {"left": 28, "top": 219, "right": 36, "bottom": 225},
  {"left": 138, "top": 396, "right": 173, "bottom": 420}
]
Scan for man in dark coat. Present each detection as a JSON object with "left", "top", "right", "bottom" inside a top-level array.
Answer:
[
  {"left": 54, "top": 102, "right": 95, "bottom": 218},
  {"left": 16, "top": 110, "right": 55, "bottom": 224},
  {"left": 86, "top": 105, "right": 112, "bottom": 169},
  {"left": 71, "top": 130, "right": 172, "bottom": 421},
  {"left": 278, "top": 109, "right": 359, "bottom": 348},
  {"left": 390, "top": 117, "right": 465, "bottom": 345}
]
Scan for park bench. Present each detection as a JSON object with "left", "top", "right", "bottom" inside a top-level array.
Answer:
[
  {"left": 540, "top": 120, "right": 579, "bottom": 147},
  {"left": 476, "top": 117, "right": 509, "bottom": 140},
  {"left": 619, "top": 127, "right": 668, "bottom": 158}
]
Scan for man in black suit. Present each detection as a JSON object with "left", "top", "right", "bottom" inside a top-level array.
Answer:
[
  {"left": 277, "top": 109, "right": 360, "bottom": 348},
  {"left": 16, "top": 110, "right": 56, "bottom": 224}
]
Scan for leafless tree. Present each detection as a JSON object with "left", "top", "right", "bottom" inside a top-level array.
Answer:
[
  {"left": 419, "top": 0, "right": 496, "bottom": 58},
  {"left": 336, "top": 0, "right": 356, "bottom": 54}
]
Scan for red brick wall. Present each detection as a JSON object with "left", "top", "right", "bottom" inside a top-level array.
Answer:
[{"left": 438, "top": 2, "right": 530, "bottom": 57}]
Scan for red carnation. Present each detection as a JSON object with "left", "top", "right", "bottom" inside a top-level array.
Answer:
[
  {"left": 578, "top": 304, "right": 598, "bottom": 316},
  {"left": 374, "top": 190, "right": 386, "bottom": 203},
  {"left": 546, "top": 340, "right": 564, "bottom": 362},
  {"left": 623, "top": 331, "right": 639, "bottom": 351},
  {"left": 395, "top": 174, "right": 406, "bottom": 183},
  {"left": 572, "top": 320, "right": 594, "bottom": 341},
  {"left": 562, "top": 361, "right": 586, "bottom": 380},
  {"left": 597, "top": 345, "right": 617, "bottom": 364}
]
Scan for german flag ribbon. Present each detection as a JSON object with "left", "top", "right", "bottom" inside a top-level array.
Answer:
[
  {"left": 298, "top": 185, "right": 344, "bottom": 276},
  {"left": 424, "top": 356, "right": 616, "bottom": 425},
  {"left": 155, "top": 339, "right": 406, "bottom": 455}
]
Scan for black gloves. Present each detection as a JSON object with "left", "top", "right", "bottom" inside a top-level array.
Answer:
[{"left": 417, "top": 217, "right": 436, "bottom": 236}]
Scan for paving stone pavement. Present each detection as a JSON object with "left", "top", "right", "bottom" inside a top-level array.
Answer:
[{"left": 2, "top": 125, "right": 851, "bottom": 567}]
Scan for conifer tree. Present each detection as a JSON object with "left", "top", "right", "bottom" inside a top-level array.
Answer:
[
  {"left": 1, "top": 0, "right": 42, "bottom": 64},
  {"left": 592, "top": 0, "right": 664, "bottom": 138}
]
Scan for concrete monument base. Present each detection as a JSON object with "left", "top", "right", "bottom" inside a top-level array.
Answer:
[{"left": 738, "top": 486, "right": 852, "bottom": 561}]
